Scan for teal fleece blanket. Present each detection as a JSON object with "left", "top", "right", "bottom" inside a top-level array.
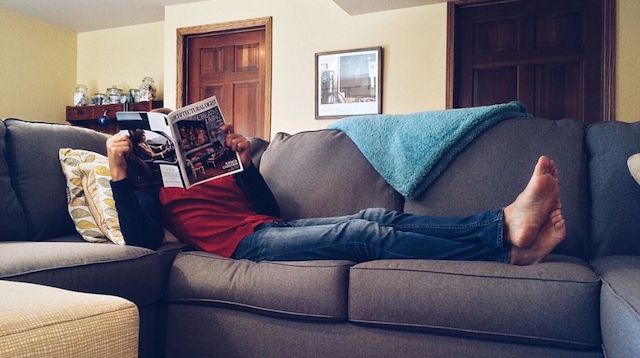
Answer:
[{"left": 328, "top": 101, "right": 529, "bottom": 199}]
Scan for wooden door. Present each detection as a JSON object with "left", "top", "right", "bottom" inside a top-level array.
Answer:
[
  {"left": 178, "top": 18, "right": 272, "bottom": 139},
  {"left": 450, "top": 0, "right": 615, "bottom": 125}
]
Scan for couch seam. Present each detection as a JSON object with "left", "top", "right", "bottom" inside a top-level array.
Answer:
[
  {"left": 349, "top": 318, "right": 599, "bottom": 349},
  {"left": 168, "top": 298, "right": 346, "bottom": 321},
  {"left": 0, "top": 251, "right": 157, "bottom": 279},
  {"left": 179, "top": 251, "right": 355, "bottom": 268},
  {"left": 350, "top": 266, "right": 600, "bottom": 284}
]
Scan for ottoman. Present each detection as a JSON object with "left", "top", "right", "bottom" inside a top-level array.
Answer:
[{"left": 0, "top": 280, "right": 139, "bottom": 357}]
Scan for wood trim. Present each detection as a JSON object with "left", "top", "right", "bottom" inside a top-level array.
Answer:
[
  {"left": 445, "top": 2, "right": 456, "bottom": 109},
  {"left": 176, "top": 17, "right": 273, "bottom": 137},
  {"left": 446, "top": 0, "right": 616, "bottom": 121},
  {"left": 263, "top": 19, "right": 273, "bottom": 138},
  {"left": 602, "top": 0, "right": 616, "bottom": 121},
  {"left": 452, "top": 0, "right": 517, "bottom": 6}
]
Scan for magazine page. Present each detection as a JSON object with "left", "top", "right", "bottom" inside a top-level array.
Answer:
[
  {"left": 168, "top": 96, "right": 244, "bottom": 188},
  {"left": 115, "top": 112, "right": 185, "bottom": 189}
]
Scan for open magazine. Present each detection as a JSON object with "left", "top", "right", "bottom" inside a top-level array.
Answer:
[{"left": 116, "top": 96, "right": 243, "bottom": 189}]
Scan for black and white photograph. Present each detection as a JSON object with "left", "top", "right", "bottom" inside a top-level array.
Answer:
[{"left": 315, "top": 47, "right": 383, "bottom": 119}]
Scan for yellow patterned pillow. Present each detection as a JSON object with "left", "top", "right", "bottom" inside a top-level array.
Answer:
[
  {"left": 629, "top": 153, "right": 640, "bottom": 186},
  {"left": 59, "top": 149, "right": 125, "bottom": 245}
]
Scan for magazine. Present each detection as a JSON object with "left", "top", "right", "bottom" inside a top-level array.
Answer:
[{"left": 116, "top": 96, "right": 243, "bottom": 189}]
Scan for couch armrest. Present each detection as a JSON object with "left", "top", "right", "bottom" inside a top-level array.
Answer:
[{"left": 591, "top": 255, "right": 640, "bottom": 357}]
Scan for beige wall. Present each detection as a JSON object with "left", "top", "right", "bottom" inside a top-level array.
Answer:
[
  {"left": 0, "top": 7, "right": 76, "bottom": 123},
  {"left": 163, "top": 0, "right": 448, "bottom": 136},
  {"left": 77, "top": 22, "right": 165, "bottom": 101},
  {"left": 3, "top": 0, "right": 636, "bottom": 127},
  {"left": 616, "top": 0, "right": 640, "bottom": 123}
]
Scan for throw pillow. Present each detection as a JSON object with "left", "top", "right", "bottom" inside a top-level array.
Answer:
[
  {"left": 629, "top": 153, "right": 640, "bottom": 186},
  {"left": 58, "top": 148, "right": 125, "bottom": 245}
]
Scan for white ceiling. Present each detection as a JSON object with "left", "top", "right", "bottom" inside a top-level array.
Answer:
[
  {"left": 0, "top": 0, "right": 199, "bottom": 32},
  {"left": 333, "top": 0, "right": 448, "bottom": 15},
  {"left": 0, "top": 0, "right": 449, "bottom": 33}
]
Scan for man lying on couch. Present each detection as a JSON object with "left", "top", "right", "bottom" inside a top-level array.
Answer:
[{"left": 107, "top": 125, "right": 565, "bottom": 266}]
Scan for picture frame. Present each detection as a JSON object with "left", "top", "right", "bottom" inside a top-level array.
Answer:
[{"left": 315, "top": 47, "right": 383, "bottom": 119}]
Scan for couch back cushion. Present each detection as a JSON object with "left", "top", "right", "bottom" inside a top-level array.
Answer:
[
  {"left": 587, "top": 121, "right": 640, "bottom": 258},
  {"left": 404, "top": 118, "right": 590, "bottom": 259},
  {"left": 259, "top": 130, "right": 404, "bottom": 220},
  {"left": 0, "top": 120, "right": 28, "bottom": 241},
  {"left": 4, "top": 119, "right": 109, "bottom": 241}
]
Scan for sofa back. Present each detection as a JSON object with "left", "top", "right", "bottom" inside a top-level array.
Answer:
[
  {"left": 406, "top": 118, "right": 591, "bottom": 258},
  {"left": 0, "top": 120, "right": 29, "bottom": 241},
  {"left": 261, "top": 118, "right": 591, "bottom": 259},
  {"left": 260, "top": 130, "right": 404, "bottom": 220},
  {"left": 3, "top": 119, "right": 109, "bottom": 241},
  {"left": 587, "top": 121, "right": 640, "bottom": 258}
]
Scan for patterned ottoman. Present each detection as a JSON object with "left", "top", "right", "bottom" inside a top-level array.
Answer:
[{"left": 0, "top": 280, "right": 138, "bottom": 357}]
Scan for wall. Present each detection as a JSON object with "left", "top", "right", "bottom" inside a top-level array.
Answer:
[
  {"left": 77, "top": 22, "right": 165, "bottom": 101},
  {"left": 0, "top": 1, "right": 634, "bottom": 127},
  {"left": 163, "top": 0, "right": 448, "bottom": 135},
  {"left": 0, "top": 7, "right": 76, "bottom": 123},
  {"left": 616, "top": 0, "right": 640, "bottom": 123}
]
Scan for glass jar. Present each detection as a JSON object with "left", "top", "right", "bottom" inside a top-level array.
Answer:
[
  {"left": 129, "top": 88, "right": 141, "bottom": 103},
  {"left": 106, "top": 85, "right": 123, "bottom": 104},
  {"left": 91, "top": 93, "right": 107, "bottom": 105},
  {"left": 139, "top": 77, "right": 156, "bottom": 101},
  {"left": 73, "top": 84, "right": 88, "bottom": 106}
]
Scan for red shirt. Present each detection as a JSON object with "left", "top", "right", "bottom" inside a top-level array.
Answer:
[{"left": 159, "top": 175, "right": 279, "bottom": 257}]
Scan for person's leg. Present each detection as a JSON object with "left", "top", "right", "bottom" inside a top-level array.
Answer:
[
  {"left": 285, "top": 208, "right": 506, "bottom": 249},
  {"left": 233, "top": 156, "right": 566, "bottom": 265},
  {"left": 232, "top": 209, "right": 510, "bottom": 263}
]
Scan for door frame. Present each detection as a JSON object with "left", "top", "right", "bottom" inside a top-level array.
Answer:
[
  {"left": 445, "top": 0, "right": 616, "bottom": 121},
  {"left": 176, "top": 16, "right": 272, "bottom": 136}
]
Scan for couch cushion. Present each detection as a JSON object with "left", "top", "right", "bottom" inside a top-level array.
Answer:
[
  {"left": 0, "top": 241, "right": 162, "bottom": 305},
  {"left": 349, "top": 255, "right": 601, "bottom": 349},
  {"left": 591, "top": 255, "right": 640, "bottom": 357},
  {"left": 0, "top": 120, "right": 28, "bottom": 241},
  {"left": 404, "top": 118, "right": 590, "bottom": 258},
  {"left": 259, "top": 130, "right": 404, "bottom": 220},
  {"left": 3, "top": 119, "right": 109, "bottom": 241},
  {"left": 586, "top": 121, "right": 640, "bottom": 257},
  {"left": 168, "top": 251, "right": 352, "bottom": 320}
]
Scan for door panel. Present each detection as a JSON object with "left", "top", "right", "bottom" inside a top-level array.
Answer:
[
  {"left": 453, "top": 0, "right": 606, "bottom": 125},
  {"left": 233, "top": 82, "right": 259, "bottom": 137},
  {"left": 472, "top": 66, "right": 518, "bottom": 106},
  {"left": 534, "top": 61, "right": 583, "bottom": 120},
  {"left": 186, "top": 29, "right": 267, "bottom": 139}
]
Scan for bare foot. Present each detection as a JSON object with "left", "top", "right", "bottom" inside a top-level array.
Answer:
[
  {"left": 503, "top": 156, "right": 560, "bottom": 249},
  {"left": 510, "top": 207, "right": 566, "bottom": 265}
]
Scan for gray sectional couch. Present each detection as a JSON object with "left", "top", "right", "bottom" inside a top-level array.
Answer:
[{"left": 1, "top": 116, "right": 640, "bottom": 357}]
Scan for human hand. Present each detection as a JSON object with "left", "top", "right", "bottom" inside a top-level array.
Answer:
[
  {"left": 221, "top": 124, "right": 252, "bottom": 168},
  {"left": 106, "top": 132, "right": 132, "bottom": 181}
]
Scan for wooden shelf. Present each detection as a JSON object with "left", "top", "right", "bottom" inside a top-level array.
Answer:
[{"left": 66, "top": 101, "right": 163, "bottom": 135}]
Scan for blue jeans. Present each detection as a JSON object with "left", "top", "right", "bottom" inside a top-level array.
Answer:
[{"left": 232, "top": 208, "right": 511, "bottom": 263}]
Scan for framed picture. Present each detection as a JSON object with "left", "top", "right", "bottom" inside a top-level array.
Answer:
[{"left": 315, "top": 47, "right": 383, "bottom": 119}]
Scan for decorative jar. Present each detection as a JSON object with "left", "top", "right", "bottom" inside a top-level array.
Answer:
[
  {"left": 91, "top": 93, "right": 107, "bottom": 105},
  {"left": 106, "top": 85, "right": 123, "bottom": 104},
  {"left": 139, "top": 77, "right": 156, "bottom": 101},
  {"left": 73, "top": 85, "right": 88, "bottom": 106}
]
